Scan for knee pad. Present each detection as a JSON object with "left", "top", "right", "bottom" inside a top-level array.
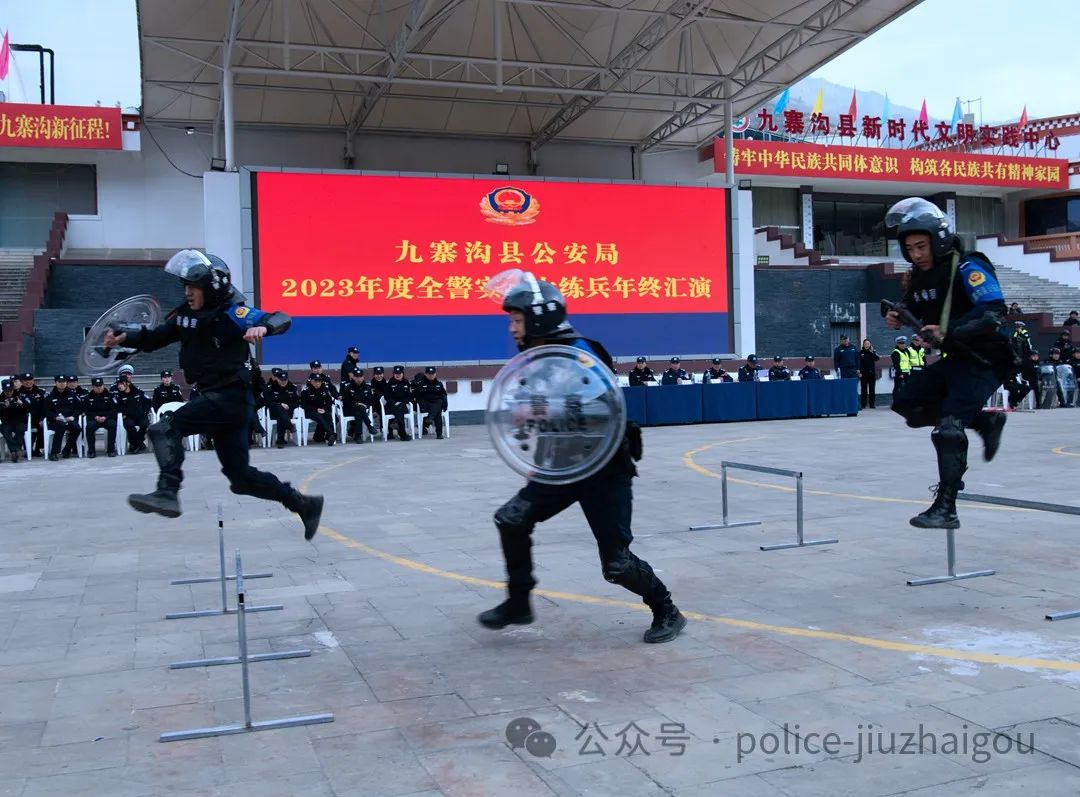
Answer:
[
  {"left": 601, "top": 547, "right": 634, "bottom": 584},
  {"left": 494, "top": 496, "right": 532, "bottom": 534},
  {"left": 931, "top": 416, "right": 967, "bottom": 450},
  {"left": 148, "top": 417, "right": 172, "bottom": 441}
]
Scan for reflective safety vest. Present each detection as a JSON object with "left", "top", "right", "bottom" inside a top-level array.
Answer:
[
  {"left": 909, "top": 347, "right": 926, "bottom": 368},
  {"left": 893, "top": 348, "right": 913, "bottom": 374}
]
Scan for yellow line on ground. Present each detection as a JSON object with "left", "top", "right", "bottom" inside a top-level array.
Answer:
[
  {"left": 683, "top": 441, "right": 1026, "bottom": 512},
  {"left": 296, "top": 452, "right": 1080, "bottom": 674},
  {"left": 1053, "top": 446, "right": 1080, "bottom": 458}
]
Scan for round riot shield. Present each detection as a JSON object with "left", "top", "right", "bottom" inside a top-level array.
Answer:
[
  {"left": 487, "top": 344, "right": 626, "bottom": 485},
  {"left": 78, "top": 295, "right": 162, "bottom": 376}
]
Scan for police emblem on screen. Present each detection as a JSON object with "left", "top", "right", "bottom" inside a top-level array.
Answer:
[{"left": 480, "top": 187, "right": 541, "bottom": 226}]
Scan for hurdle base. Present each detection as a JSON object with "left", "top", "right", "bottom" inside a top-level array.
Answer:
[
  {"left": 1046, "top": 609, "right": 1080, "bottom": 622},
  {"left": 171, "top": 571, "right": 272, "bottom": 586},
  {"left": 159, "top": 712, "right": 334, "bottom": 742},
  {"left": 170, "top": 649, "right": 312, "bottom": 669},
  {"left": 907, "top": 569, "right": 995, "bottom": 587},
  {"left": 760, "top": 537, "right": 839, "bottom": 552},
  {"left": 166, "top": 604, "right": 283, "bottom": 620},
  {"left": 689, "top": 520, "right": 762, "bottom": 531}
]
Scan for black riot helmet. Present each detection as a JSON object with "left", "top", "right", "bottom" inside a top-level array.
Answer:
[
  {"left": 885, "top": 197, "right": 957, "bottom": 262},
  {"left": 486, "top": 269, "right": 567, "bottom": 337},
  {"left": 164, "top": 249, "right": 239, "bottom": 306}
]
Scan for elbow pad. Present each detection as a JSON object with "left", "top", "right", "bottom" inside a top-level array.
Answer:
[
  {"left": 262, "top": 311, "right": 292, "bottom": 336},
  {"left": 950, "top": 309, "right": 1005, "bottom": 342}
]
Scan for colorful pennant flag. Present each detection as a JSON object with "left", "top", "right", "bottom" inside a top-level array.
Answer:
[
  {"left": 918, "top": 99, "right": 928, "bottom": 126},
  {"left": 0, "top": 31, "right": 10, "bottom": 82},
  {"left": 950, "top": 97, "right": 962, "bottom": 131},
  {"left": 1019, "top": 105, "right": 1028, "bottom": 127},
  {"left": 811, "top": 87, "right": 824, "bottom": 116},
  {"left": 773, "top": 87, "right": 790, "bottom": 115},
  {"left": 847, "top": 89, "right": 857, "bottom": 120}
]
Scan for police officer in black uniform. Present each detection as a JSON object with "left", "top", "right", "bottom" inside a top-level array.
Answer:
[
  {"left": 45, "top": 375, "right": 82, "bottom": 460},
  {"left": 737, "top": 355, "right": 760, "bottom": 382},
  {"left": 383, "top": 365, "right": 414, "bottom": 441},
  {"left": 83, "top": 377, "right": 119, "bottom": 458},
  {"left": 300, "top": 373, "right": 338, "bottom": 445},
  {"left": 884, "top": 198, "right": 1011, "bottom": 529},
  {"left": 67, "top": 375, "right": 88, "bottom": 399},
  {"left": 340, "top": 346, "right": 361, "bottom": 388},
  {"left": 103, "top": 250, "right": 323, "bottom": 539},
  {"left": 262, "top": 367, "right": 299, "bottom": 448},
  {"left": 17, "top": 373, "right": 47, "bottom": 456},
  {"left": 627, "top": 356, "right": 656, "bottom": 385},
  {"left": 768, "top": 356, "right": 792, "bottom": 381},
  {"left": 340, "top": 369, "right": 377, "bottom": 443},
  {"left": 414, "top": 366, "right": 448, "bottom": 439},
  {"left": 798, "top": 356, "right": 822, "bottom": 380},
  {"left": 1, "top": 378, "right": 29, "bottom": 461},
  {"left": 152, "top": 370, "right": 185, "bottom": 411},
  {"left": 114, "top": 376, "right": 151, "bottom": 453},
  {"left": 702, "top": 357, "right": 734, "bottom": 383},
  {"left": 478, "top": 271, "right": 685, "bottom": 644},
  {"left": 660, "top": 356, "right": 692, "bottom": 385},
  {"left": 308, "top": 360, "right": 339, "bottom": 399}
]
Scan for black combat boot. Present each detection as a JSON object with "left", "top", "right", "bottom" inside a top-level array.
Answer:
[
  {"left": 478, "top": 593, "right": 534, "bottom": 629},
  {"left": 128, "top": 475, "right": 182, "bottom": 518},
  {"left": 970, "top": 411, "right": 1006, "bottom": 462},
  {"left": 643, "top": 599, "right": 687, "bottom": 644},
  {"left": 285, "top": 490, "right": 324, "bottom": 540},
  {"left": 910, "top": 482, "right": 962, "bottom": 529}
]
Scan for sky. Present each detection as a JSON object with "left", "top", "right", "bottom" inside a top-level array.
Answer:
[
  {"left": 0, "top": 0, "right": 140, "bottom": 110},
  {"left": 809, "top": 0, "right": 1078, "bottom": 124},
  {"left": 0, "top": 0, "right": 1075, "bottom": 125}
]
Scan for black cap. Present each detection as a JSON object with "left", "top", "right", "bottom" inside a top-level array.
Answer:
[
  {"left": 425, "top": 366, "right": 437, "bottom": 375},
  {"left": 670, "top": 357, "right": 681, "bottom": 364},
  {"left": 352, "top": 368, "right": 365, "bottom": 377},
  {"left": 1050, "top": 347, "right": 1061, "bottom": 354},
  {"left": 91, "top": 377, "right": 104, "bottom": 386},
  {"left": 393, "top": 365, "right": 405, "bottom": 374},
  {"left": 307, "top": 372, "right": 323, "bottom": 381},
  {"left": 54, "top": 374, "right": 66, "bottom": 382},
  {"left": 840, "top": 333, "right": 849, "bottom": 339},
  {"left": 635, "top": 356, "right": 646, "bottom": 363},
  {"left": 20, "top": 372, "right": 33, "bottom": 380},
  {"left": 68, "top": 375, "right": 79, "bottom": 382},
  {"left": 373, "top": 366, "right": 384, "bottom": 375},
  {"left": 805, "top": 355, "right": 815, "bottom": 362},
  {"left": 347, "top": 346, "right": 359, "bottom": 354},
  {"left": 309, "top": 360, "right": 322, "bottom": 369},
  {"left": 271, "top": 367, "right": 287, "bottom": 379},
  {"left": 773, "top": 355, "right": 783, "bottom": 362},
  {"left": 161, "top": 370, "right": 173, "bottom": 377},
  {"left": 1, "top": 379, "right": 12, "bottom": 390},
  {"left": 747, "top": 354, "right": 757, "bottom": 362},
  {"left": 711, "top": 357, "right": 721, "bottom": 365}
]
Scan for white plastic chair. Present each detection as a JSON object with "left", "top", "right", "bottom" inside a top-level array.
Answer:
[
  {"left": 80, "top": 414, "right": 120, "bottom": 456},
  {"left": 155, "top": 401, "right": 200, "bottom": 452},
  {"left": 336, "top": 400, "right": 375, "bottom": 443},
  {"left": 294, "top": 407, "right": 314, "bottom": 446},
  {"left": 380, "top": 397, "right": 415, "bottom": 441},
  {"left": 415, "top": 403, "right": 450, "bottom": 439}
]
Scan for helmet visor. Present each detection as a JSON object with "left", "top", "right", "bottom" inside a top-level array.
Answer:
[
  {"left": 164, "top": 250, "right": 212, "bottom": 281},
  {"left": 885, "top": 197, "right": 947, "bottom": 230}
]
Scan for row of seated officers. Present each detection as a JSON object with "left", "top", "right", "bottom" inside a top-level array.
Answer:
[{"left": 627, "top": 355, "right": 824, "bottom": 386}]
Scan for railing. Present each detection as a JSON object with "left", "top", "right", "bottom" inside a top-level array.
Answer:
[{"left": 1021, "top": 232, "right": 1080, "bottom": 259}]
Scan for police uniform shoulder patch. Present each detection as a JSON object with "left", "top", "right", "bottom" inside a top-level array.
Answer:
[
  {"left": 967, "top": 270, "right": 986, "bottom": 287},
  {"left": 233, "top": 306, "right": 250, "bottom": 319}
]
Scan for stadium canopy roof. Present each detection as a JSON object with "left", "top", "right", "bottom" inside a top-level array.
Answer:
[{"left": 138, "top": 0, "right": 922, "bottom": 153}]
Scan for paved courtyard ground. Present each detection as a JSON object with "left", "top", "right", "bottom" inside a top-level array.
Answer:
[{"left": 2, "top": 407, "right": 1080, "bottom": 796}]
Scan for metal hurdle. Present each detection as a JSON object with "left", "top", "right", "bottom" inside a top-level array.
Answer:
[
  {"left": 160, "top": 551, "right": 334, "bottom": 742},
  {"left": 166, "top": 505, "right": 283, "bottom": 620},
  {"left": 956, "top": 492, "right": 1080, "bottom": 617},
  {"left": 689, "top": 461, "right": 839, "bottom": 551}
]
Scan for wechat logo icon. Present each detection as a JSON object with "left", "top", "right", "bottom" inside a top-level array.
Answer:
[{"left": 506, "top": 717, "right": 557, "bottom": 758}]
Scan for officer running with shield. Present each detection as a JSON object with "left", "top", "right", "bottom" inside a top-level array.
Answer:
[
  {"left": 103, "top": 250, "right": 324, "bottom": 539},
  {"left": 479, "top": 269, "right": 686, "bottom": 644},
  {"left": 883, "top": 199, "right": 1011, "bottom": 529}
]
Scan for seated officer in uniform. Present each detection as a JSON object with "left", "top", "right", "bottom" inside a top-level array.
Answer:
[
  {"left": 114, "top": 375, "right": 151, "bottom": 453},
  {"left": 308, "top": 360, "right": 339, "bottom": 399},
  {"left": 737, "top": 355, "right": 761, "bottom": 382},
  {"left": 702, "top": 357, "right": 733, "bottom": 384},
  {"left": 768, "top": 356, "right": 792, "bottom": 381},
  {"left": 300, "top": 372, "right": 337, "bottom": 445},
  {"left": 628, "top": 356, "right": 656, "bottom": 386},
  {"left": 1, "top": 378, "right": 29, "bottom": 462},
  {"left": 262, "top": 367, "right": 300, "bottom": 448},
  {"left": 83, "top": 377, "right": 119, "bottom": 458},
  {"left": 152, "top": 370, "right": 185, "bottom": 410},
  {"left": 67, "top": 375, "right": 89, "bottom": 399},
  {"left": 660, "top": 357, "right": 692, "bottom": 385},
  {"left": 45, "top": 375, "right": 82, "bottom": 461},
  {"left": 383, "top": 365, "right": 414, "bottom": 441},
  {"left": 340, "top": 369, "right": 378, "bottom": 442},
  {"left": 798, "top": 356, "right": 823, "bottom": 380},
  {"left": 414, "top": 366, "right": 448, "bottom": 439}
]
